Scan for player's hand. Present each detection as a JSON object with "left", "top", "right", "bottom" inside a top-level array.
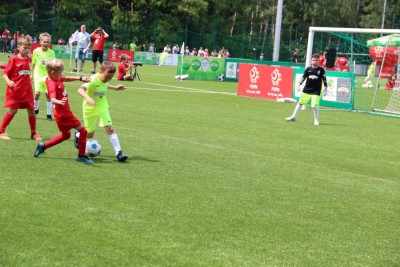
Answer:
[
  {"left": 87, "top": 97, "right": 95, "bottom": 106},
  {"left": 60, "top": 97, "right": 68, "bottom": 105},
  {"left": 116, "top": 84, "right": 126, "bottom": 90},
  {"left": 83, "top": 49, "right": 87, "bottom": 53},
  {"left": 7, "top": 80, "right": 15, "bottom": 87},
  {"left": 81, "top": 76, "right": 91, "bottom": 82}
]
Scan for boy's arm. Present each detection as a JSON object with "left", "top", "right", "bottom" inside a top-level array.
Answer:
[
  {"left": 77, "top": 86, "right": 95, "bottom": 106},
  {"left": 51, "top": 97, "right": 66, "bottom": 106},
  {"left": 64, "top": 76, "right": 90, "bottom": 82},
  {"left": 107, "top": 84, "right": 126, "bottom": 91},
  {"left": 2, "top": 73, "right": 14, "bottom": 87}
]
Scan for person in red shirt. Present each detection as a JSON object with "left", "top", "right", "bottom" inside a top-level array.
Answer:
[
  {"left": 33, "top": 58, "right": 93, "bottom": 164},
  {"left": 0, "top": 35, "right": 42, "bottom": 141},
  {"left": 117, "top": 55, "right": 133, "bottom": 81},
  {"left": 90, "top": 27, "right": 109, "bottom": 74},
  {"left": 318, "top": 51, "right": 327, "bottom": 68},
  {"left": 335, "top": 53, "right": 349, "bottom": 72}
]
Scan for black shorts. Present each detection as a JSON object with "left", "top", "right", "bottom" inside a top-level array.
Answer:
[{"left": 92, "top": 50, "right": 104, "bottom": 63}]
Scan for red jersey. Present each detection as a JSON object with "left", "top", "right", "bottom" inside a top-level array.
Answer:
[
  {"left": 3, "top": 55, "right": 34, "bottom": 105},
  {"left": 319, "top": 55, "right": 326, "bottom": 67},
  {"left": 46, "top": 77, "right": 81, "bottom": 132},
  {"left": 117, "top": 63, "right": 129, "bottom": 80},
  {"left": 336, "top": 57, "right": 349, "bottom": 68},
  {"left": 46, "top": 77, "right": 72, "bottom": 117},
  {"left": 92, "top": 33, "right": 106, "bottom": 51}
]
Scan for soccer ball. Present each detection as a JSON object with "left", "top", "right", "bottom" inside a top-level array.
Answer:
[
  {"left": 86, "top": 139, "right": 102, "bottom": 157},
  {"left": 218, "top": 73, "right": 224, "bottom": 81}
]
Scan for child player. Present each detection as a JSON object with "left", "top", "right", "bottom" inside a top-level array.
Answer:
[
  {"left": 285, "top": 53, "right": 328, "bottom": 126},
  {"left": 34, "top": 58, "right": 93, "bottom": 164},
  {"left": 31, "top": 32, "right": 56, "bottom": 120},
  {"left": 0, "top": 35, "right": 42, "bottom": 141},
  {"left": 76, "top": 61, "right": 128, "bottom": 162},
  {"left": 117, "top": 55, "right": 133, "bottom": 81}
]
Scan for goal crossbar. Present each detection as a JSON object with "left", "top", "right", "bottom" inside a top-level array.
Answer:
[{"left": 305, "top": 27, "right": 400, "bottom": 67}]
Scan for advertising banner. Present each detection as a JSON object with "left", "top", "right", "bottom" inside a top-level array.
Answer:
[
  {"left": 107, "top": 49, "right": 134, "bottom": 62},
  {"left": 237, "top": 64, "right": 294, "bottom": 99},
  {"left": 177, "top": 56, "right": 226, "bottom": 81}
]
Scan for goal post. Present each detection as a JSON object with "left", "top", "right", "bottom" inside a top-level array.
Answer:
[{"left": 305, "top": 27, "right": 400, "bottom": 115}]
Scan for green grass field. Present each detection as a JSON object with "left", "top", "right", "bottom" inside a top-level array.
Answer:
[{"left": 0, "top": 57, "right": 399, "bottom": 266}]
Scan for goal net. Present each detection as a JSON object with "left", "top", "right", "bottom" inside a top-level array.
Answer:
[{"left": 305, "top": 27, "right": 400, "bottom": 115}]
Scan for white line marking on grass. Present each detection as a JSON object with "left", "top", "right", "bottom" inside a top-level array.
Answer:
[{"left": 125, "top": 82, "right": 237, "bottom": 96}]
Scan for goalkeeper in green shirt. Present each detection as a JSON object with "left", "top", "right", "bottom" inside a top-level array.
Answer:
[
  {"left": 31, "top": 32, "right": 56, "bottom": 120},
  {"left": 76, "top": 61, "right": 128, "bottom": 162}
]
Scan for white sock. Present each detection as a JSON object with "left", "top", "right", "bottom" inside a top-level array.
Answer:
[
  {"left": 46, "top": 101, "right": 53, "bottom": 115},
  {"left": 34, "top": 100, "right": 39, "bottom": 111},
  {"left": 108, "top": 133, "right": 122, "bottom": 155},
  {"left": 313, "top": 107, "right": 319, "bottom": 121},
  {"left": 292, "top": 103, "right": 302, "bottom": 118}
]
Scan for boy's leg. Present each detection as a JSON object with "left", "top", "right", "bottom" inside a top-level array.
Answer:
[
  {"left": 286, "top": 103, "right": 302, "bottom": 122},
  {"left": 28, "top": 111, "right": 42, "bottom": 140},
  {"left": 0, "top": 111, "right": 15, "bottom": 140},
  {"left": 77, "top": 127, "right": 88, "bottom": 156}
]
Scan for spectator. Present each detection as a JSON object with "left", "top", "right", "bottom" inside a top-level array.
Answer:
[
  {"left": 198, "top": 47, "right": 204, "bottom": 57},
  {"left": 335, "top": 53, "right": 349, "bottom": 72},
  {"left": 291, "top": 49, "right": 299, "bottom": 63},
  {"left": 90, "top": 26, "right": 109, "bottom": 74},
  {"left": 112, "top": 42, "right": 119, "bottom": 50},
  {"left": 204, "top": 48, "right": 209, "bottom": 57},
  {"left": 148, "top": 42, "right": 155, "bottom": 52},
  {"left": 57, "top": 37, "right": 65, "bottom": 45},
  {"left": 73, "top": 25, "right": 91, "bottom": 72},
  {"left": 172, "top": 44, "right": 180, "bottom": 54},
  {"left": 260, "top": 52, "right": 264, "bottom": 60},
  {"left": 318, "top": 51, "right": 326, "bottom": 68},
  {"left": 129, "top": 40, "right": 136, "bottom": 51}
]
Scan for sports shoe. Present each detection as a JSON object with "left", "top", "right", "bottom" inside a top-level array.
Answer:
[
  {"left": 0, "top": 132, "right": 10, "bottom": 140},
  {"left": 46, "top": 114, "right": 53, "bottom": 121},
  {"left": 35, "top": 109, "right": 39, "bottom": 115},
  {"left": 73, "top": 131, "right": 79, "bottom": 149},
  {"left": 91, "top": 70, "right": 96, "bottom": 74},
  {"left": 285, "top": 116, "right": 296, "bottom": 122},
  {"left": 72, "top": 68, "right": 77, "bottom": 72},
  {"left": 79, "top": 69, "right": 83, "bottom": 72},
  {"left": 34, "top": 142, "right": 45, "bottom": 157},
  {"left": 314, "top": 120, "right": 320, "bottom": 126},
  {"left": 116, "top": 151, "right": 128, "bottom": 162},
  {"left": 76, "top": 155, "right": 94, "bottom": 165},
  {"left": 31, "top": 133, "right": 43, "bottom": 141}
]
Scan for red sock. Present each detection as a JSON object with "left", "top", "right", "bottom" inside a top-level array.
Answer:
[
  {"left": 28, "top": 114, "right": 36, "bottom": 135},
  {"left": 0, "top": 112, "right": 15, "bottom": 133},
  {"left": 78, "top": 127, "right": 88, "bottom": 156},
  {"left": 45, "top": 132, "right": 71, "bottom": 150}
]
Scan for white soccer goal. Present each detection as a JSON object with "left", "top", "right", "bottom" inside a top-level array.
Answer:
[{"left": 305, "top": 27, "right": 400, "bottom": 115}]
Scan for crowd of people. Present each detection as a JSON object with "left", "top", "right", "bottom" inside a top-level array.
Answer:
[{"left": 127, "top": 41, "right": 231, "bottom": 58}]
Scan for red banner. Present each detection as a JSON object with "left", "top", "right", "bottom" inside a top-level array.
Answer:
[
  {"left": 237, "top": 64, "right": 293, "bottom": 100},
  {"left": 107, "top": 49, "right": 134, "bottom": 62}
]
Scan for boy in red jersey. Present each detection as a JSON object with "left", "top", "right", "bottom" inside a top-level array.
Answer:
[
  {"left": 117, "top": 55, "right": 133, "bottom": 81},
  {"left": 90, "top": 27, "right": 109, "bottom": 74},
  {"left": 34, "top": 58, "right": 93, "bottom": 164},
  {"left": 0, "top": 35, "right": 42, "bottom": 141}
]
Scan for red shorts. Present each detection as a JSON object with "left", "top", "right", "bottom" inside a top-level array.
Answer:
[
  {"left": 55, "top": 112, "right": 82, "bottom": 133},
  {"left": 4, "top": 100, "right": 34, "bottom": 110}
]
